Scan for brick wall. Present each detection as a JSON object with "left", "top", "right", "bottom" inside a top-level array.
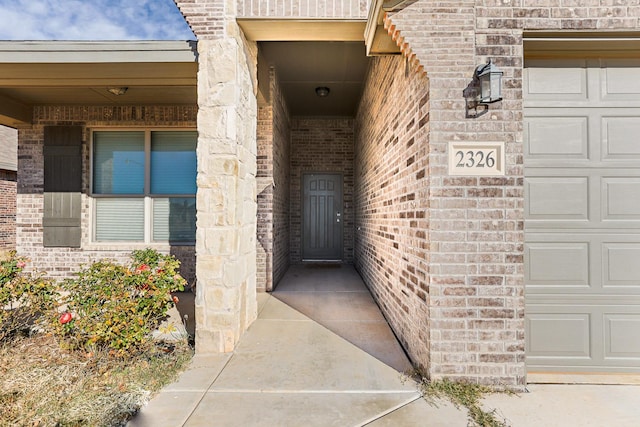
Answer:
[
  {"left": 386, "top": 1, "right": 526, "bottom": 387},
  {"left": 174, "top": 0, "right": 225, "bottom": 39},
  {"left": 16, "top": 105, "right": 197, "bottom": 284},
  {"left": 271, "top": 70, "right": 292, "bottom": 286},
  {"left": 0, "top": 169, "right": 16, "bottom": 250},
  {"left": 290, "top": 118, "right": 354, "bottom": 264},
  {"left": 257, "top": 79, "right": 273, "bottom": 291},
  {"left": 237, "top": 0, "right": 370, "bottom": 19},
  {"left": 354, "top": 55, "right": 430, "bottom": 369},
  {"left": 257, "top": 67, "right": 291, "bottom": 291}
]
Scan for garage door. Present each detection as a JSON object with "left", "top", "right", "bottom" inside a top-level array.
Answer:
[{"left": 524, "top": 55, "right": 640, "bottom": 373}]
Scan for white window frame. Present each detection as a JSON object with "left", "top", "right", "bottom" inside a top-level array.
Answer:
[{"left": 89, "top": 127, "right": 197, "bottom": 246}]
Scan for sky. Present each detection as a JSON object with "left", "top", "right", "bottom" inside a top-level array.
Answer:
[{"left": 0, "top": 0, "right": 195, "bottom": 40}]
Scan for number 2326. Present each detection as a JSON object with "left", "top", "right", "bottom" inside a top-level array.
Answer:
[{"left": 455, "top": 150, "right": 496, "bottom": 168}]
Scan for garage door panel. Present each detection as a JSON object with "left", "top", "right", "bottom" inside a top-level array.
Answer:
[
  {"left": 526, "top": 233, "right": 640, "bottom": 295},
  {"left": 526, "top": 177, "right": 589, "bottom": 220},
  {"left": 603, "top": 117, "right": 640, "bottom": 159},
  {"left": 605, "top": 314, "right": 640, "bottom": 359},
  {"left": 525, "top": 116, "right": 588, "bottom": 159},
  {"left": 602, "top": 60, "right": 640, "bottom": 100},
  {"left": 527, "top": 313, "right": 591, "bottom": 358},
  {"left": 525, "top": 61, "right": 587, "bottom": 101},
  {"left": 602, "top": 178, "right": 640, "bottom": 220},
  {"left": 527, "top": 303, "right": 640, "bottom": 371},
  {"left": 526, "top": 242, "right": 589, "bottom": 287},
  {"left": 603, "top": 243, "right": 640, "bottom": 288}
]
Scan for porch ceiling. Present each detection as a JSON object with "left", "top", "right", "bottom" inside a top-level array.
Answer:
[
  {"left": 260, "top": 41, "right": 369, "bottom": 116},
  {"left": 0, "top": 41, "right": 198, "bottom": 127}
]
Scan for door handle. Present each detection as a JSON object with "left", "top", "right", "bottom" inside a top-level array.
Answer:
[{"left": 336, "top": 212, "right": 341, "bottom": 223}]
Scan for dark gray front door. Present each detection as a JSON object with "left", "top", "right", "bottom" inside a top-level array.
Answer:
[{"left": 303, "top": 173, "right": 343, "bottom": 260}]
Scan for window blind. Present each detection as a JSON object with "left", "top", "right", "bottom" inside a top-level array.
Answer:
[{"left": 95, "top": 198, "right": 144, "bottom": 241}]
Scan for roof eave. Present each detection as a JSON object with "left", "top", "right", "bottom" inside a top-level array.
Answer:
[{"left": 0, "top": 40, "right": 198, "bottom": 63}]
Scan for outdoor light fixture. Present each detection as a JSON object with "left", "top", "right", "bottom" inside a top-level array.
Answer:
[
  {"left": 107, "top": 87, "right": 128, "bottom": 96},
  {"left": 475, "top": 60, "right": 502, "bottom": 104},
  {"left": 315, "top": 86, "right": 330, "bottom": 97}
]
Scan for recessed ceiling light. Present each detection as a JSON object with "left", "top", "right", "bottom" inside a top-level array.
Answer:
[{"left": 315, "top": 86, "right": 330, "bottom": 97}]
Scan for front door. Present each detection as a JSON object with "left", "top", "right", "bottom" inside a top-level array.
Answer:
[{"left": 302, "top": 173, "right": 343, "bottom": 261}]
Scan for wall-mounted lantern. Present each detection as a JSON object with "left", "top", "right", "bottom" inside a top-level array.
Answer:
[{"left": 475, "top": 60, "right": 503, "bottom": 104}]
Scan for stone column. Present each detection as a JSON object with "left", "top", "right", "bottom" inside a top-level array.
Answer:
[{"left": 194, "top": 34, "right": 258, "bottom": 353}]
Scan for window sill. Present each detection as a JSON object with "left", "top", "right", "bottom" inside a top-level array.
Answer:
[{"left": 83, "top": 242, "right": 195, "bottom": 252}]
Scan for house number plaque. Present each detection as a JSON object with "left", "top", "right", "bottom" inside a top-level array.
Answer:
[{"left": 448, "top": 141, "right": 505, "bottom": 176}]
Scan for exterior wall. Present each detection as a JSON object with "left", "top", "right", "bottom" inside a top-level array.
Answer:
[
  {"left": 15, "top": 106, "right": 197, "bottom": 283},
  {"left": 386, "top": 1, "right": 526, "bottom": 387},
  {"left": 354, "top": 55, "right": 430, "bottom": 370},
  {"left": 0, "top": 169, "right": 16, "bottom": 250},
  {"left": 237, "top": 0, "right": 370, "bottom": 18},
  {"left": 257, "top": 67, "right": 291, "bottom": 291},
  {"left": 290, "top": 118, "right": 354, "bottom": 264}
]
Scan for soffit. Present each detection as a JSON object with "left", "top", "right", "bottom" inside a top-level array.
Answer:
[
  {"left": 238, "top": 19, "right": 366, "bottom": 42},
  {"left": 0, "top": 41, "right": 198, "bottom": 126}
]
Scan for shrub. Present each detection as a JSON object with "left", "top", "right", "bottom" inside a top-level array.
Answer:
[
  {"left": 0, "top": 252, "right": 56, "bottom": 341},
  {"left": 56, "top": 249, "right": 186, "bottom": 355}
]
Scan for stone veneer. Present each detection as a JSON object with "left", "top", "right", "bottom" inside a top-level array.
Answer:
[
  {"left": 15, "top": 106, "right": 197, "bottom": 283},
  {"left": 290, "top": 118, "right": 355, "bottom": 264},
  {"left": 193, "top": 36, "right": 259, "bottom": 355}
]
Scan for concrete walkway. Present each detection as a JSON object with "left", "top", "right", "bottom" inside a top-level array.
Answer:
[{"left": 129, "top": 265, "right": 640, "bottom": 427}]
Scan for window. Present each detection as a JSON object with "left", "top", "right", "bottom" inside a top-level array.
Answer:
[{"left": 92, "top": 130, "right": 197, "bottom": 243}]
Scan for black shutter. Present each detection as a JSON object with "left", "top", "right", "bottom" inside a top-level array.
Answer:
[{"left": 43, "top": 126, "right": 82, "bottom": 247}]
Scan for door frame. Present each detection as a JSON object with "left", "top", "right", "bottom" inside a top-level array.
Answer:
[{"left": 301, "top": 172, "right": 344, "bottom": 262}]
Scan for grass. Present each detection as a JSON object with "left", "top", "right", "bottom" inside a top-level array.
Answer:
[
  {"left": 0, "top": 334, "right": 193, "bottom": 426},
  {"left": 416, "top": 376, "right": 515, "bottom": 427}
]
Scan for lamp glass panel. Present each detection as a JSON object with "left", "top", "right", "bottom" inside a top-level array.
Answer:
[{"left": 490, "top": 74, "right": 502, "bottom": 101}]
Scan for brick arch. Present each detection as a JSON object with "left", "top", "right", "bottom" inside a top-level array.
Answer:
[{"left": 383, "top": 12, "right": 425, "bottom": 76}]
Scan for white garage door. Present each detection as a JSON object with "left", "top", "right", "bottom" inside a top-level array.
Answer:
[{"left": 524, "top": 55, "right": 640, "bottom": 374}]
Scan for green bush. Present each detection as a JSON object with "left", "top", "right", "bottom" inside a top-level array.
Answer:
[
  {"left": 56, "top": 249, "right": 186, "bottom": 355},
  {"left": 0, "top": 251, "right": 57, "bottom": 341}
]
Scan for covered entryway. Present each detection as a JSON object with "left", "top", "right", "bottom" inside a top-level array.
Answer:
[
  {"left": 255, "top": 41, "right": 367, "bottom": 291},
  {"left": 524, "top": 39, "right": 640, "bottom": 377}
]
